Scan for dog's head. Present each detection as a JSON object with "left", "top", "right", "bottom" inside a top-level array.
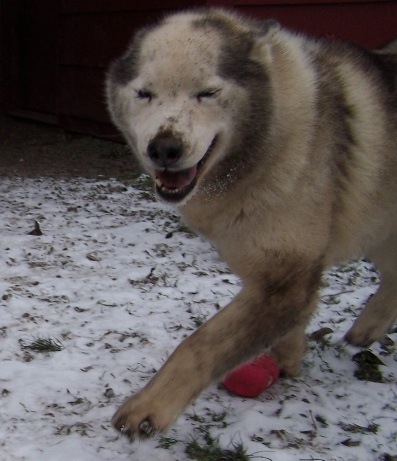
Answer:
[{"left": 106, "top": 9, "right": 277, "bottom": 204}]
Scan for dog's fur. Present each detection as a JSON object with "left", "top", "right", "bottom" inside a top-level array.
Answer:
[{"left": 106, "top": 8, "right": 397, "bottom": 439}]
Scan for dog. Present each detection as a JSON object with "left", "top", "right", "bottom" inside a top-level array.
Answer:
[{"left": 106, "top": 8, "right": 397, "bottom": 440}]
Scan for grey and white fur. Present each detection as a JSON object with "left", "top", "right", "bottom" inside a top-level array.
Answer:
[{"left": 106, "top": 8, "right": 397, "bottom": 440}]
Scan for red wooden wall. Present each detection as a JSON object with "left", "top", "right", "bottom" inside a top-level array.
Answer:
[{"left": 1, "top": 0, "right": 397, "bottom": 137}]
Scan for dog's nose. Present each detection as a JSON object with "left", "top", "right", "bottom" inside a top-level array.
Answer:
[{"left": 148, "top": 132, "right": 183, "bottom": 167}]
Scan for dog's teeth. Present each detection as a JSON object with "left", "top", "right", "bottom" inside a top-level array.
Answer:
[
  {"left": 155, "top": 179, "right": 179, "bottom": 194},
  {"left": 159, "top": 185, "right": 181, "bottom": 194}
]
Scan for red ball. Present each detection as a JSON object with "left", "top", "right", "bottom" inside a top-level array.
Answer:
[{"left": 222, "top": 354, "right": 280, "bottom": 398}]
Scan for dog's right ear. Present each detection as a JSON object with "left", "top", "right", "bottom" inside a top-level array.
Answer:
[
  {"left": 107, "top": 28, "right": 150, "bottom": 86},
  {"left": 260, "top": 19, "right": 280, "bottom": 36},
  {"left": 250, "top": 19, "right": 280, "bottom": 65}
]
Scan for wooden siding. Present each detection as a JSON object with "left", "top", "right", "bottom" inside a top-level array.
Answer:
[
  {"left": 227, "top": 1, "right": 397, "bottom": 48},
  {"left": 2, "top": 0, "right": 397, "bottom": 137}
]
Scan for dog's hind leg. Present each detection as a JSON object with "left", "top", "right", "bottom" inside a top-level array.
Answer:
[
  {"left": 345, "top": 235, "right": 397, "bottom": 346},
  {"left": 269, "top": 322, "right": 309, "bottom": 377}
]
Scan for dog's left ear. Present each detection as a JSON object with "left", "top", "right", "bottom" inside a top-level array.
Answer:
[{"left": 250, "top": 19, "right": 280, "bottom": 64}]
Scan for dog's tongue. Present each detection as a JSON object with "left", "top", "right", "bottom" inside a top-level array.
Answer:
[{"left": 156, "top": 166, "right": 197, "bottom": 189}]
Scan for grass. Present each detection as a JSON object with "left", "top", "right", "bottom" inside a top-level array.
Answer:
[
  {"left": 185, "top": 432, "right": 252, "bottom": 461},
  {"left": 157, "top": 436, "right": 180, "bottom": 449},
  {"left": 19, "top": 337, "right": 64, "bottom": 353},
  {"left": 339, "top": 422, "right": 379, "bottom": 434},
  {"left": 157, "top": 431, "right": 257, "bottom": 461}
]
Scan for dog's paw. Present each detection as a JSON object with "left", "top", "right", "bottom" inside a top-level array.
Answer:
[
  {"left": 345, "top": 319, "right": 388, "bottom": 347},
  {"left": 113, "top": 415, "right": 157, "bottom": 441},
  {"left": 111, "top": 392, "right": 175, "bottom": 441},
  {"left": 112, "top": 416, "right": 160, "bottom": 441},
  {"left": 112, "top": 403, "right": 162, "bottom": 441}
]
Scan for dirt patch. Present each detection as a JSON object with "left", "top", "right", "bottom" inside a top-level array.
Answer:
[{"left": 0, "top": 115, "right": 140, "bottom": 178}]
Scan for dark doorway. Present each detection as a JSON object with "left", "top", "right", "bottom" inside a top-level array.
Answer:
[{"left": 5, "top": 0, "right": 58, "bottom": 123}]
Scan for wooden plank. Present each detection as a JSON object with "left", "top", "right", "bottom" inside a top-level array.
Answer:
[
  {"left": 58, "top": 66, "right": 110, "bottom": 124},
  {"left": 60, "top": 11, "right": 167, "bottom": 68},
  {"left": 233, "top": 2, "right": 397, "bottom": 48},
  {"left": 58, "top": 115, "right": 120, "bottom": 138},
  {"left": 3, "top": 0, "right": 59, "bottom": 116},
  {"left": 18, "top": 0, "right": 59, "bottom": 114},
  {"left": 6, "top": 108, "right": 58, "bottom": 125},
  {"left": 212, "top": 0, "right": 393, "bottom": 5},
  {"left": 1, "top": 0, "right": 20, "bottom": 113}
]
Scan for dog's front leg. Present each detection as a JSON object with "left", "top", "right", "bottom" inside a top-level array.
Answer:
[{"left": 112, "top": 259, "right": 322, "bottom": 440}]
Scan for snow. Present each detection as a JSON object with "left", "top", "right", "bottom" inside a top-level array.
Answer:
[{"left": 0, "top": 176, "right": 396, "bottom": 461}]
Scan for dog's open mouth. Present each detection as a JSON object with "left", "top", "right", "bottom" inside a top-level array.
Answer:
[{"left": 154, "top": 136, "right": 218, "bottom": 203}]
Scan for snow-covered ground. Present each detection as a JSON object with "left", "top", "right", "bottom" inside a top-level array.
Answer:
[{"left": 0, "top": 176, "right": 396, "bottom": 461}]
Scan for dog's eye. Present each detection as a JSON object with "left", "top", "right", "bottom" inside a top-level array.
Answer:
[
  {"left": 136, "top": 89, "right": 153, "bottom": 101},
  {"left": 196, "top": 89, "right": 220, "bottom": 101}
]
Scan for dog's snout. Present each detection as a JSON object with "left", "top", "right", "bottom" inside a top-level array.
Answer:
[{"left": 148, "top": 132, "right": 183, "bottom": 167}]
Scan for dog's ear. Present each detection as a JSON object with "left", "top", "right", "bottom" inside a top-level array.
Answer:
[
  {"left": 250, "top": 19, "right": 280, "bottom": 64},
  {"left": 260, "top": 19, "right": 280, "bottom": 36}
]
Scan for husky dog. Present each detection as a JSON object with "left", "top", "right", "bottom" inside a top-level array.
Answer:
[{"left": 106, "top": 8, "right": 397, "bottom": 439}]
